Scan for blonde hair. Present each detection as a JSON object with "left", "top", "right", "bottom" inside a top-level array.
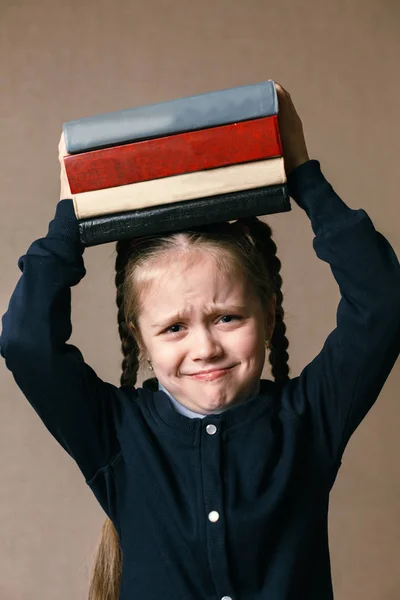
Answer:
[
  {"left": 88, "top": 218, "right": 290, "bottom": 598},
  {"left": 88, "top": 518, "right": 122, "bottom": 600}
]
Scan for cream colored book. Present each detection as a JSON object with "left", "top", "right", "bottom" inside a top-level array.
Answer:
[{"left": 72, "top": 157, "right": 286, "bottom": 220}]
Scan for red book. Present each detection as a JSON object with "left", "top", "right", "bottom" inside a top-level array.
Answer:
[{"left": 64, "top": 115, "right": 282, "bottom": 194}]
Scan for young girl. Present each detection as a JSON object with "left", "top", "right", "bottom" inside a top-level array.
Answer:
[{"left": 1, "top": 85, "right": 399, "bottom": 600}]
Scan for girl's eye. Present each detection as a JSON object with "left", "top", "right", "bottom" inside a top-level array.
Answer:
[
  {"left": 220, "top": 315, "right": 241, "bottom": 323},
  {"left": 165, "top": 324, "right": 183, "bottom": 334}
]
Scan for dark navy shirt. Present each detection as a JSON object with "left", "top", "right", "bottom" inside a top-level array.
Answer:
[{"left": 1, "top": 161, "right": 399, "bottom": 599}]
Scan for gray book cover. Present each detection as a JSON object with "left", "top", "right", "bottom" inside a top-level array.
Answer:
[{"left": 64, "top": 80, "right": 278, "bottom": 154}]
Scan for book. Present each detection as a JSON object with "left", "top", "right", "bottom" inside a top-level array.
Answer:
[
  {"left": 64, "top": 115, "right": 282, "bottom": 194},
  {"left": 72, "top": 157, "right": 286, "bottom": 220},
  {"left": 78, "top": 184, "right": 290, "bottom": 246},
  {"left": 63, "top": 80, "right": 278, "bottom": 154}
]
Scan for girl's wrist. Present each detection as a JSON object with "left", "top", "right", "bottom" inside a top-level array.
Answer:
[{"left": 285, "top": 152, "right": 310, "bottom": 178}]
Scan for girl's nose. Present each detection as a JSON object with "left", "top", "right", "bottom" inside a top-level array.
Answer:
[{"left": 190, "top": 328, "right": 223, "bottom": 361}]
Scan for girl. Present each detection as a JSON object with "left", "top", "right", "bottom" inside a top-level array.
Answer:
[{"left": 1, "top": 85, "right": 399, "bottom": 600}]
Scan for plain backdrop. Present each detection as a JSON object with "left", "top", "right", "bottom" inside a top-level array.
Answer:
[{"left": 0, "top": 0, "right": 399, "bottom": 598}]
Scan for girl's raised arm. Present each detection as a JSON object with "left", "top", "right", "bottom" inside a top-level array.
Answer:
[
  {"left": 284, "top": 159, "right": 400, "bottom": 476},
  {"left": 275, "top": 84, "right": 400, "bottom": 475},
  {"left": 0, "top": 156, "right": 124, "bottom": 492}
]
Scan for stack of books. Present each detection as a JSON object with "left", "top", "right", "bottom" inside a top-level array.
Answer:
[{"left": 62, "top": 80, "right": 290, "bottom": 246}]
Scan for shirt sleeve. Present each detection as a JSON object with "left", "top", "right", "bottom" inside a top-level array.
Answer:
[
  {"left": 284, "top": 160, "right": 400, "bottom": 474},
  {"left": 0, "top": 199, "right": 124, "bottom": 483}
]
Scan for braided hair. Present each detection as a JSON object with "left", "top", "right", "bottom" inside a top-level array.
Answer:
[
  {"left": 115, "top": 244, "right": 141, "bottom": 388},
  {"left": 240, "top": 217, "right": 290, "bottom": 385}
]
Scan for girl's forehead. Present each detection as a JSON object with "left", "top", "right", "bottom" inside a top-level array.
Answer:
[
  {"left": 146, "top": 249, "right": 243, "bottom": 284},
  {"left": 138, "top": 250, "right": 249, "bottom": 302},
  {"left": 140, "top": 249, "right": 236, "bottom": 281}
]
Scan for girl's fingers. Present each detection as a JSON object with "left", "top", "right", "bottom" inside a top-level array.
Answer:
[
  {"left": 57, "top": 132, "right": 72, "bottom": 199},
  {"left": 58, "top": 133, "right": 67, "bottom": 160},
  {"left": 276, "top": 83, "right": 301, "bottom": 120},
  {"left": 275, "top": 82, "right": 290, "bottom": 99}
]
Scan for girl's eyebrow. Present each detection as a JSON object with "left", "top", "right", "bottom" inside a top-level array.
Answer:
[{"left": 151, "top": 304, "right": 247, "bottom": 328}]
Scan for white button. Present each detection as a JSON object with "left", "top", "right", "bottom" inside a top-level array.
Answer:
[
  {"left": 221, "top": 597, "right": 233, "bottom": 600},
  {"left": 208, "top": 511, "right": 220, "bottom": 522},
  {"left": 206, "top": 424, "right": 217, "bottom": 435}
]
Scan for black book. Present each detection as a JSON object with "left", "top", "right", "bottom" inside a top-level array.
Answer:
[{"left": 78, "top": 184, "right": 290, "bottom": 247}]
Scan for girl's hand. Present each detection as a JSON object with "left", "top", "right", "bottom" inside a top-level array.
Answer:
[
  {"left": 275, "top": 83, "right": 310, "bottom": 177},
  {"left": 58, "top": 132, "right": 72, "bottom": 199}
]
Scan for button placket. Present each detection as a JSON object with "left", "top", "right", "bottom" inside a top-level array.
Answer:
[
  {"left": 201, "top": 420, "right": 235, "bottom": 600},
  {"left": 206, "top": 422, "right": 220, "bottom": 525}
]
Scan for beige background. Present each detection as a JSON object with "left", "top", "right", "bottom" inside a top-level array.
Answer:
[{"left": 1, "top": 0, "right": 399, "bottom": 598}]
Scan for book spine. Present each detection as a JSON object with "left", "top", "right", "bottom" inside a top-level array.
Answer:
[
  {"left": 63, "top": 80, "right": 277, "bottom": 153},
  {"left": 65, "top": 116, "right": 282, "bottom": 194},
  {"left": 78, "top": 184, "right": 290, "bottom": 246},
  {"left": 72, "top": 157, "right": 286, "bottom": 220}
]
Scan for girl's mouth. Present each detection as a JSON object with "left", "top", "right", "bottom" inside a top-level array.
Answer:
[{"left": 189, "top": 366, "right": 233, "bottom": 381}]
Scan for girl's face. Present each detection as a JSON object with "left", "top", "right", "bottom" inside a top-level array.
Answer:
[{"left": 137, "top": 251, "right": 275, "bottom": 414}]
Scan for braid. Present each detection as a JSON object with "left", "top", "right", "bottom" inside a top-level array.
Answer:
[
  {"left": 115, "top": 240, "right": 141, "bottom": 388},
  {"left": 239, "top": 217, "right": 290, "bottom": 386}
]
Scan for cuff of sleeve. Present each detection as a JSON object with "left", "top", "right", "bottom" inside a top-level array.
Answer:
[
  {"left": 287, "top": 159, "right": 353, "bottom": 231},
  {"left": 47, "top": 199, "right": 85, "bottom": 251},
  {"left": 287, "top": 160, "right": 330, "bottom": 204}
]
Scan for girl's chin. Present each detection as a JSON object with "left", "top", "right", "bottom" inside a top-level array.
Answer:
[
  {"left": 188, "top": 391, "right": 244, "bottom": 412},
  {"left": 192, "top": 402, "right": 230, "bottom": 414}
]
